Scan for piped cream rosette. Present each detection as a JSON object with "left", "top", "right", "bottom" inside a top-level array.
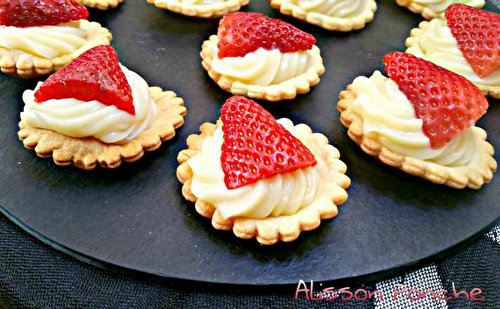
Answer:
[
  {"left": 270, "top": 0, "right": 377, "bottom": 31},
  {"left": 18, "top": 66, "right": 187, "bottom": 170},
  {"left": 0, "top": 20, "right": 112, "bottom": 78},
  {"left": 177, "top": 119, "right": 350, "bottom": 245},
  {"left": 337, "top": 71, "right": 496, "bottom": 189},
  {"left": 201, "top": 35, "right": 325, "bottom": 101},
  {"left": 406, "top": 19, "right": 500, "bottom": 99},
  {"left": 146, "top": 0, "right": 249, "bottom": 18},
  {"left": 77, "top": 0, "right": 124, "bottom": 10},
  {"left": 395, "top": 0, "right": 485, "bottom": 20}
]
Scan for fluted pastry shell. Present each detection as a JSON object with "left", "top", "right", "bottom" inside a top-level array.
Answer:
[
  {"left": 270, "top": 0, "right": 377, "bottom": 32},
  {"left": 201, "top": 35, "right": 325, "bottom": 101},
  {"left": 176, "top": 121, "right": 350, "bottom": 245},
  {"left": 77, "top": 0, "right": 123, "bottom": 10},
  {"left": 146, "top": 0, "right": 249, "bottom": 18},
  {"left": 395, "top": 0, "right": 485, "bottom": 20},
  {"left": 19, "top": 87, "right": 186, "bottom": 170},
  {"left": 0, "top": 20, "right": 112, "bottom": 78},
  {"left": 405, "top": 20, "right": 500, "bottom": 99},
  {"left": 337, "top": 84, "right": 497, "bottom": 189}
]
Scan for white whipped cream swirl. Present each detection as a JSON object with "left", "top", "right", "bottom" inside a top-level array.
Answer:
[
  {"left": 296, "top": 0, "right": 372, "bottom": 18},
  {"left": 350, "top": 71, "right": 476, "bottom": 167},
  {"left": 407, "top": 19, "right": 500, "bottom": 86},
  {"left": 0, "top": 21, "right": 88, "bottom": 59},
  {"left": 21, "top": 65, "right": 157, "bottom": 144},
  {"left": 188, "top": 119, "right": 342, "bottom": 220},
  {"left": 211, "top": 46, "right": 314, "bottom": 86},
  {"left": 168, "top": 0, "right": 225, "bottom": 4}
]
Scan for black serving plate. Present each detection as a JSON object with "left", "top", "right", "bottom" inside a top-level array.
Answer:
[{"left": 0, "top": 0, "right": 499, "bottom": 286}]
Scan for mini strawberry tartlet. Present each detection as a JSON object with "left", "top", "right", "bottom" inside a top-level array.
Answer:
[
  {"left": 177, "top": 96, "right": 350, "bottom": 245},
  {"left": 201, "top": 12, "right": 325, "bottom": 101},
  {"left": 395, "top": 0, "right": 485, "bottom": 20},
  {"left": 0, "top": 0, "right": 112, "bottom": 78},
  {"left": 338, "top": 52, "right": 497, "bottom": 189},
  {"left": 146, "top": 0, "right": 249, "bottom": 18},
  {"left": 77, "top": 0, "right": 123, "bottom": 10},
  {"left": 19, "top": 45, "right": 187, "bottom": 170},
  {"left": 270, "top": 0, "right": 377, "bottom": 32},
  {"left": 406, "top": 4, "right": 500, "bottom": 98}
]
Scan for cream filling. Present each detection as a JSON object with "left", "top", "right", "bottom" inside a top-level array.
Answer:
[
  {"left": 211, "top": 46, "right": 314, "bottom": 86},
  {"left": 0, "top": 21, "right": 88, "bottom": 59},
  {"left": 188, "top": 119, "right": 341, "bottom": 220},
  {"left": 407, "top": 18, "right": 500, "bottom": 86},
  {"left": 21, "top": 65, "right": 157, "bottom": 144},
  {"left": 350, "top": 71, "right": 476, "bottom": 167},
  {"left": 407, "top": 0, "right": 484, "bottom": 16},
  {"left": 295, "top": 0, "right": 371, "bottom": 18},
  {"left": 169, "top": 0, "right": 225, "bottom": 4},
  {"left": 177, "top": 0, "right": 228, "bottom": 5}
]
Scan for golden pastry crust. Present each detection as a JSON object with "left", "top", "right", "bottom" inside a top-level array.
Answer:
[
  {"left": 146, "top": 0, "right": 249, "bottom": 18},
  {"left": 405, "top": 20, "right": 500, "bottom": 99},
  {"left": 395, "top": 0, "right": 485, "bottom": 20},
  {"left": 77, "top": 0, "right": 123, "bottom": 10},
  {"left": 0, "top": 20, "right": 112, "bottom": 78},
  {"left": 201, "top": 35, "right": 325, "bottom": 101},
  {"left": 18, "top": 87, "right": 186, "bottom": 170},
  {"left": 270, "top": 0, "right": 377, "bottom": 32},
  {"left": 337, "top": 84, "right": 497, "bottom": 189},
  {"left": 177, "top": 121, "right": 350, "bottom": 245}
]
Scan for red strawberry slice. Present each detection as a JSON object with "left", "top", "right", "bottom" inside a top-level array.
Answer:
[
  {"left": 217, "top": 12, "right": 316, "bottom": 59},
  {"left": 0, "top": 0, "right": 89, "bottom": 28},
  {"left": 445, "top": 4, "right": 500, "bottom": 78},
  {"left": 383, "top": 52, "right": 488, "bottom": 149},
  {"left": 220, "top": 96, "right": 317, "bottom": 189},
  {"left": 35, "top": 45, "right": 135, "bottom": 115}
]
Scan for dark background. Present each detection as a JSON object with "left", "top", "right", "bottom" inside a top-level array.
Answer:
[{"left": 0, "top": 214, "right": 498, "bottom": 307}]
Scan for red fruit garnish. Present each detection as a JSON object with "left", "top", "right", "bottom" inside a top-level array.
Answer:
[
  {"left": 445, "top": 4, "right": 500, "bottom": 78},
  {"left": 220, "top": 96, "right": 317, "bottom": 190},
  {"left": 0, "top": 0, "right": 89, "bottom": 28},
  {"left": 217, "top": 12, "right": 316, "bottom": 59},
  {"left": 383, "top": 52, "right": 488, "bottom": 149},
  {"left": 35, "top": 45, "right": 135, "bottom": 115}
]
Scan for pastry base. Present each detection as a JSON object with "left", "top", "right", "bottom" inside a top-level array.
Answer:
[
  {"left": 0, "top": 20, "right": 112, "bottom": 78},
  {"left": 177, "top": 121, "right": 350, "bottom": 245},
  {"left": 201, "top": 35, "right": 325, "bottom": 101},
  {"left": 18, "top": 87, "right": 186, "bottom": 170},
  {"left": 146, "top": 0, "right": 249, "bottom": 18},
  {"left": 270, "top": 0, "right": 377, "bottom": 32},
  {"left": 337, "top": 84, "right": 497, "bottom": 189},
  {"left": 78, "top": 0, "right": 124, "bottom": 10},
  {"left": 395, "top": 0, "right": 485, "bottom": 20},
  {"left": 405, "top": 20, "right": 500, "bottom": 99}
]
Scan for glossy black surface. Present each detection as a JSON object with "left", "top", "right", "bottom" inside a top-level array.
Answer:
[{"left": 0, "top": 0, "right": 499, "bottom": 286}]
